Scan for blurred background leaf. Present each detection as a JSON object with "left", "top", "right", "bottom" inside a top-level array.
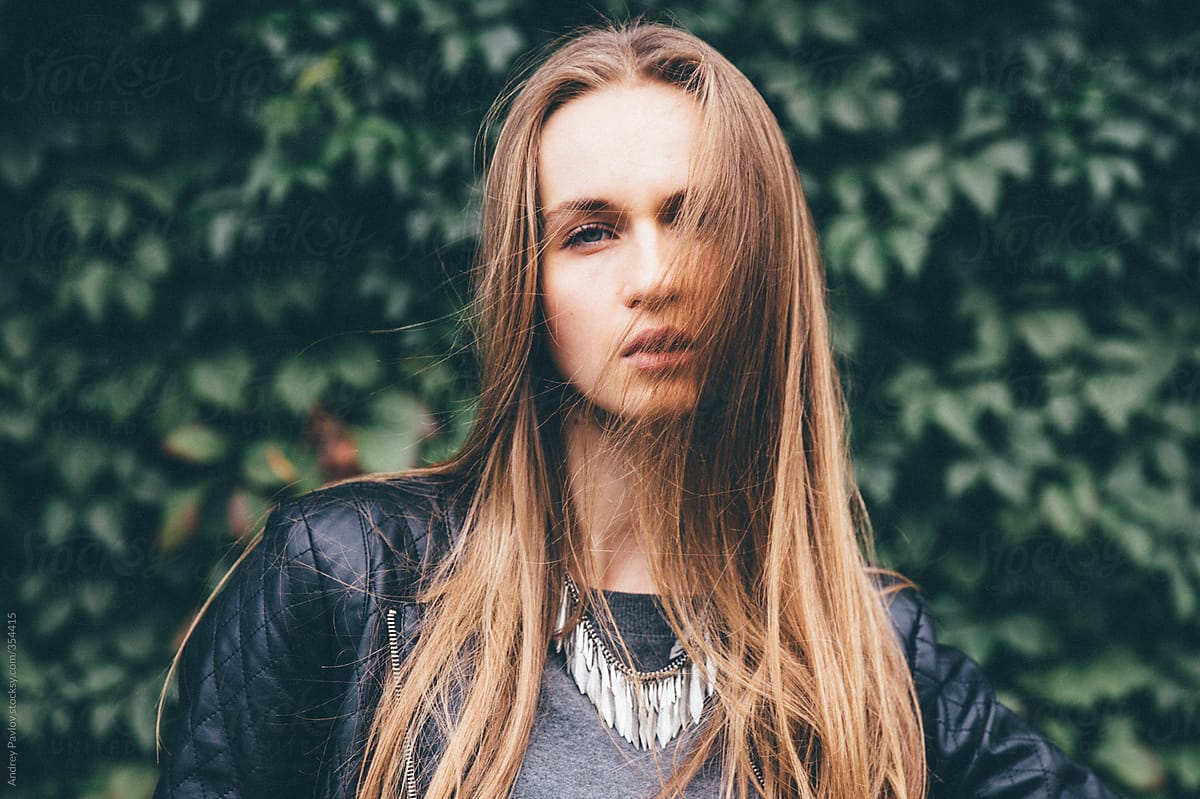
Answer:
[{"left": 2, "top": 0, "right": 1196, "bottom": 797}]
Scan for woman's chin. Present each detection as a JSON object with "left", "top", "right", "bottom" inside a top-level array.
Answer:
[{"left": 597, "top": 386, "right": 701, "bottom": 425}]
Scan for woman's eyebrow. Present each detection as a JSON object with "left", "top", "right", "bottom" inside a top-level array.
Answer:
[
  {"left": 657, "top": 190, "right": 687, "bottom": 220},
  {"left": 542, "top": 190, "right": 689, "bottom": 229},
  {"left": 542, "top": 198, "right": 616, "bottom": 230}
]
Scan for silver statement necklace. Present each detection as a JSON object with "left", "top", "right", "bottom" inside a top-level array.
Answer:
[{"left": 553, "top": 574, "right": 715, "bottom": 750}]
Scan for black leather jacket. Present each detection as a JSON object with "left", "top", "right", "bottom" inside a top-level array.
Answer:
[{"left": 155, "top": 474, "right": 1119, "bottom": 798}]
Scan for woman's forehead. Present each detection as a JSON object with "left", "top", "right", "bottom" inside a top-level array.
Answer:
[{"left": 537, "top": 82, "right": 702, "bottom": 216}]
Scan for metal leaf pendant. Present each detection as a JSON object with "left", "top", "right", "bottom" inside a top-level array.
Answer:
[{"left": 554, "top": 578, "right": 715, "bottom": 750}]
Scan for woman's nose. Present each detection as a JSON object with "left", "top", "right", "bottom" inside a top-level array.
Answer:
[{"left": 623, "top": 220, "right": 679, "bottom": 309}]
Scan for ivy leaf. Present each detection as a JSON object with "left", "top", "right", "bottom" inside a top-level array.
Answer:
[
  {"left": 885, "top": 227, "right": 929, "bottom": 278},
  {"left": 79, "top": 580, "right": 115, "bottom": 617},
  {"left": 241, "top": 441, "right": 299, "bottom": 489},
  {"left": 1083, "top": 369, "right": 1163, "bottom": 432},
  {"left": 1086, "top": 155, "right": 1142, "bottom": 200},
  {"left": 978, "top": 139, "right": 1031, "bottom": 179},
  {"left": 1, "top": 316, "right": 34, "bottom": 360},
  {"left": 931, "top": 391, "right": 981, "bottom": 448},
  {"left": 226, "top": 488, "right": 269, "bottom": 540},
  {"left": 479, "top": 25, "right": 523, "bottom": 74},
  {"left": 274, "top": 358, "right": 330, "bottom": 415},
  {"left": 158, "top": 485, "right": 204, "bottom": 552},
  {"left": 85, "top": 501, "right": 125, "bottom": 555},
  {"left": 83, "top": 764, "right": 158, "bottom": 799},
  {"left": 1022, "top": 650, "right": 1157, "bottom": 708},
  {"left": 90, "top": 701, "right": 123, "bottom": 738},
  {"left": 134, "top": 234, "right": 171, "bottom": 279},
  {"left": 297, "top": 53, "right": 340, "bottom": 93},
  {"left": 441, "top": 32, "right": 470, "bottom": 73},
  {"left": 946, "top": 460, "right": 983, "bottom": 497},
  {"left": 351, "top": 391, "right": 433, "bottom": 472},
  {"left": 0, "top": 138, "right": 41, "bottom": 188},
  {"left": 951, "top": 159, "right": 1000, "bottom": 216},
  {"left": 329, "top": 338, "right": 382, "bottom": 388},
  {"left": 983, "top": 455, "right": 1028, "bottom": 503},
  {"left": 826, "top": 89, "right": 870, "bottom": 132},
  {"left": 178, "top": 0, "right": 204, "bottom": 31},
  {"left": 115, "top": 272, "right": 154, "bottom": 320},
  {"left": 208, "top": 211, "right": 240, "bottom": 260},
  {"left": 810, "top": 4, "right": 858, "bottom": 43},
  {"left": 1093, "top": 717, "right": 1164, "bottom": 793},
  {"left": 1092, "top": 119, "right": 1150, "bottom": 150},
  {"left": 57, "top": 437, "right": 108, "bottom": 492},
  {"left": 189, "top": 352, "right": 253, "bottom": 410},
  {"left": 1039, "top": 484, "right": 1084, "bottom": 541},
  {"left": 1153, "top": 439, "right": 1187, "bottom": 481},
  {"left": 849, "top": 235, "right": 888, "bottom": 293},
  {"left": 992, "top": 614, "right": 1057, "bottom": 657},
  {"left": 105, "top": 200, "right": 131, "bottom": 238},
  {"left": 125, "top": 682, "right": 160, "bottom": 753},
  {"left": 42, "top": 499, "right": 75, "bottom": 545},
  {"left": 163, "top": 423, "right": 227, "bottom": 463},
  {"left": 1162, "top": 748, "right": 1200, "bottom": 791},
  {"left": 1015, "top": 311, "right": 1089, "bottom": 360},
  {"left": 73, "top": 259, "right": 114, "bottom": 324}
]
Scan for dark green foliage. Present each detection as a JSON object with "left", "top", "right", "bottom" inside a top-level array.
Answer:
[{"left": 2, "top": 0, "right": 1195, "bottom": 795}]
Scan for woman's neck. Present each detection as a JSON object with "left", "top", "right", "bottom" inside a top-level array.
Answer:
[{"left": 561, "top": 408, "right": 657, "bottom": 594}]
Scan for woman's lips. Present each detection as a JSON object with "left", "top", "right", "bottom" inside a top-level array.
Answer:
[
  {"left": 620, "top": 326, "right": 696, "bottom": 372},
  {"left": 623, "top": 347, "right": 695, "bottom": 371}
]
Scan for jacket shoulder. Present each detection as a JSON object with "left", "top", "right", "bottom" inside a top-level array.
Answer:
[
  {"left": 155, "top": 471, "right": 476, "bottom": 799},
  {"left": 266, "top": 470, "right": 475, "bottom": 597},
  {"left": 876, "top": 572, "right": 932, "bottom": 673},
  {"left": 878, "top": 576, "right": 1120, "bottom": 798}
]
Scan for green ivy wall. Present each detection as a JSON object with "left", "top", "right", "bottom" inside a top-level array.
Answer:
[{"left": 2, "top": 0, "right": 1196, "bottom": 796}]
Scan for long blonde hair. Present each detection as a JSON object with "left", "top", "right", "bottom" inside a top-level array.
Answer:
[{"left": 349, "top": 20, "right": 926, "bottom": 799}]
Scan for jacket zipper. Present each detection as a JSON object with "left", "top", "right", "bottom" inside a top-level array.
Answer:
[
  {"left": 386, "top": 606, "right": 419, "bottom": 799},
  {"left": 747, "top": 738, "right": 767, "bottom": 795},
  {"left": 750, "top": 757, "right": 765, "bottom": 794}
]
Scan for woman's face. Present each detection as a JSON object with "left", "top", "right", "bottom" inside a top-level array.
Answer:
[{"left": 538, "top": 81, "right": 705, "bottom": 420}]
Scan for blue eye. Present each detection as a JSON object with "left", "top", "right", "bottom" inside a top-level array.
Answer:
[{"left": 564, "top": 223, "right": 613, "bottom": 250}]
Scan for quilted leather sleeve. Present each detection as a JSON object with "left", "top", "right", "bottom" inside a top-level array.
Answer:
[
  {"left": 887, "top": 588, "right": 1121, "bottom": 799},
  {"left": 154, "top": 492, "right": 369, "bottom": 799}
]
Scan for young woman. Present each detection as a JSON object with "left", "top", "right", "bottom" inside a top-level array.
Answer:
[{"left": 155, "top": 21, "right": 1119, "bottom": 799}]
